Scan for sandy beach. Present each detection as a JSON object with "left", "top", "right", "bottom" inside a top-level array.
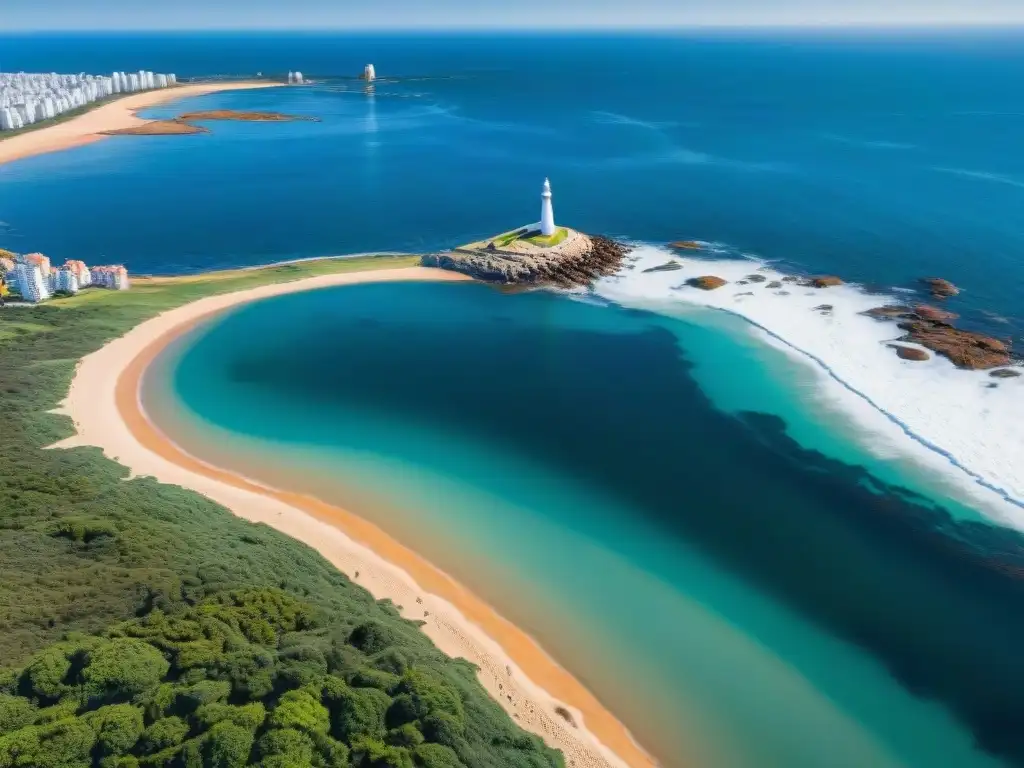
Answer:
[
  {"left": 54, "top": 265, "right": 659, "bottom": 768},
  {"left": 0, "top": 81, "right": 280, "bottom": 167}
]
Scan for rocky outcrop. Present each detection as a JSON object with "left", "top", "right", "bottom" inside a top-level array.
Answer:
[
  {"left": 808, "top": 275, "right": 843, "bottom": 288},
  {"left": 990, "top": 368, "right": 1022, "bottom": 379},
  {"left": 766, "top": 281, "right": 783, "bottom": 289},
  {"left": 898, "top": 320, "right": 1010, "bottom": 369},
  {"left": 921, "top": 277, "right": 960, "bottom": 299},
  {"left": 864, "top": 305, "right": 912, "bottom": 320},
  {"left": 813, "top": 304, "right": 833, "bottom": 315},
  {"left": 643, "top": 261, "right": 683, "bottom": 273},
  {"left": 423, "top": 234, "right": 630, "bottom": 288},
  {"left": 687, "top": 276, "right": 727, "bottom": 290},
  {"left": 669, "top": 240, "right": 703, "bottom": 250},
  {"left": 745, "top": 274, "right": 767, "bottom": 283},
  {"left": 914, "top": 304, "right": 959, "bottom": 323},
  {"left": 888, "top": 344, "right": 930, "bottom": 361}
]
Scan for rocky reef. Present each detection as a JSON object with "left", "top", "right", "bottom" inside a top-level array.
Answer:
[
  {"left": 888, "top": 344, "right": 930, "bottom": 361},
  {"left": 861, "top": 303, "right": 1012, "bottom": 369},
  {"left": 423, "top": 233, "right": 630, "bottom": 288}
]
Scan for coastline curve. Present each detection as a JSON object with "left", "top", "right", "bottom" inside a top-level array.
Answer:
[{"left": 52, "top": 265, "right": 660, "bottom": 768}]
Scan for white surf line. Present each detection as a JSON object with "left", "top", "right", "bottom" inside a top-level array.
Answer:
[{"left": 593, "top": 245, "right": 1024, "bottom": 518}]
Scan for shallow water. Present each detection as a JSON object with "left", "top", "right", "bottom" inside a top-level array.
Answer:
[{"left": 146, "top": 281, "right": 1024, "bottom": 767}]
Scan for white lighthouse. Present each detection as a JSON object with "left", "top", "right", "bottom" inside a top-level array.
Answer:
[
  {"left": 540, "top": 178, "right": 556, "bottom": 236},
  {"left": 364, "top": 64, "right": 377, "bottom": 82}
]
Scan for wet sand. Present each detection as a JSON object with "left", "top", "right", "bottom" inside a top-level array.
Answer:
[{"left": 54, "top": 265, "right": 660, "bottom": 768}]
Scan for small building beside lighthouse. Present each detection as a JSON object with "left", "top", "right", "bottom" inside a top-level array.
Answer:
[{"left": 540, "top": 178, "right": 556, "bottom": 237}]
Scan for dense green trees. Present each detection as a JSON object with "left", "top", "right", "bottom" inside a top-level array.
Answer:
[
  {"left": 0, "top": 259, "right": 564, "bottom": 767},
  {"left": 0, "top": 591, "right": 562, "bottom": 767}
]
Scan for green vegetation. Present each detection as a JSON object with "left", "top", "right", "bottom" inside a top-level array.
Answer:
[
  {"left": 523, "top": 229, "right": 568, "bottom": 248},
  {"left": 0, "top": 255, "right": 563, "bottom": 768}
]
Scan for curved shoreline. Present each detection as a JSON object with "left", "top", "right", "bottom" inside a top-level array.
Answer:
[
  {"left": 54, "top": 266, "right": 659, "bottom": 768},
  {"left": 0, "top": 81, "right": 281, "bottom": 167}
]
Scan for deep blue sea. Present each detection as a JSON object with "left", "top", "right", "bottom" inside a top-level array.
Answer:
[{"left": 6, "top": 30, "right": 1024, "bottom": 767}]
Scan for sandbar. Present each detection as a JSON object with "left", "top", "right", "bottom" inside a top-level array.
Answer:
[
  {"left": 0, "top": 81, "right": 281, "bottom": 166},
  {"left": 54, "top": 265, "right": 660, "bottom": 768}
]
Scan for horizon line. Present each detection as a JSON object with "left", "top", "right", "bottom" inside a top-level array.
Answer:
[{"left": 6, "top": 21, "right": 1024, "bottom": 33}]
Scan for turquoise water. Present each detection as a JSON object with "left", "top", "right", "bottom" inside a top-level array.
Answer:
[
  {"left": 146, "top": 282, "right": 1024, "bottom": 767},
  {"left": 5, "top": 30, "right": 1024, "bottom": 767}
]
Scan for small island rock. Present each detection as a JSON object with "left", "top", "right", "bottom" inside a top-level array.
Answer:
[
  {"left": 809, "top": 275, "right": 844, "bottom": 288},
  {"left": 921, "top": 277, "right": 960, "bottom": 299},
  {"left": 643, "top": 261, "right": 683, "bottom": 274},
  {"left": 990, "top": 368, "right": 1022, "bottom": 379},
  {"left": 888, "top": 344, "right": 930, "bottom": 361},
  {"left": 669, "top": 240, "right": 703, "bottom": 250},
  {"left": 913, "top": 304, "right": 959, "bottom": 323},
  {"left": 687, "top": 275, "right": 727, "bottom": 290},
  {"left": 864, "top": 305, "right": 912, "bottom": 320},
  {"left": 745, "top": 274, "right": 767, "bottom": 283}
]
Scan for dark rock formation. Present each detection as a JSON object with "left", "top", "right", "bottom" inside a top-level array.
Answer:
[
  {"left": 736, "top": 291, "right": 755, "bottom": 297},
  {"left": 423, "top": 235, "right": 630, "bottom": 288},
  {"left": 921, "top": 277, "right": 960, "bottom": 299},
  {"left": 642, "top": 261, "right": 683, "bottom": 274},
  {"left": 766, "top": 281, "right": 783, "bottom": 289},
  {"left": 745, "top": 274, "right": 767, "bottom": 283},
  {"left": 898, "top": 320, "right": 1010, "bottom": 369},
  {"left": 813, "top": 304, "right": 833, "bottom": 313},
  {"left": 687, "top": 276, "right": 727, "bottom": 290},
  {"left": 669, "top": 240, "right": 703, "bottom": 250},
  {"left": 782, "top": 276, "right": 799, "bottom": 283},
  {"left": 888, "top": 344, "right": 930, "bottom": 361},
  {"left": 990, "top": 368, "right": 1022, "bottom": 379}
]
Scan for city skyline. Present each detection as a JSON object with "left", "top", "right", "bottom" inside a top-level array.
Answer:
[{"left": 5, "top": 0, "right": 1024, "bottom": 30}]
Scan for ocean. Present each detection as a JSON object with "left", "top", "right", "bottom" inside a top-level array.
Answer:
[{"left": 5, "top": 29, "right": 1024, "bottom": 767}]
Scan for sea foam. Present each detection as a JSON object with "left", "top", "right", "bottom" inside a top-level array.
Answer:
[{"left": 592, "top": 245, "right": 1024, "bottom": 524}]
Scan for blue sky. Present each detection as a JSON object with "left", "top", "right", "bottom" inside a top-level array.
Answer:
[{"left": 5, "top": 0, "right": 1024, "bottom": 29}]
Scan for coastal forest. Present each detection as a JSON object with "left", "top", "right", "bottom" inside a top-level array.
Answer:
[{"left": 0, "top": 256, "right": 564, "bottom": 768}]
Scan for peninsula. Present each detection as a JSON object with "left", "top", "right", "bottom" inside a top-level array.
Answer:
[
  {"left": 0, "top": 81, "right": 282, "bottom": 166},
  {"left": 1, "top": 255, "right": 655, "bottom": 768}
]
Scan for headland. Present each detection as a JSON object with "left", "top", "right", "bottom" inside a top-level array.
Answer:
[
  {"left": 0, "top": 81, "right": 282, "bottom": 166},
  {"left": 54, "top": 258, "right": 658, "bottom": 768},
  {"left": 426, "top": 226, "right": 631, "bottom": 287}
]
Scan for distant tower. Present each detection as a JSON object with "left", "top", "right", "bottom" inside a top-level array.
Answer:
[{"left": 540, "top": 178, "right": 556, "bottom": 236}]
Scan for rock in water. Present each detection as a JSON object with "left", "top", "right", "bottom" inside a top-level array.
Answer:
[
  {"left": 990, "top": 368, "right": 1022, "bottom": 379},
  {"left": 687, "top": 276, "right": 727, "bottom": 290},
  {"left": 808, "top": 275, "right": 844, "bottom": 288},
  {"left": 864, "top": 305, "right": 912, "bottom": 320},
  {"left": 913, "top": 304, "right": 959, "bottom": 322},
  {"left": 669, "top": 240, "right": 703, "bottom": 250},
  {"left": 745, "top": 274, "right": 767, "bottom": 283},
  {"left": 921, "top": 277, "right": 960, "bottom": 298},
  {"left": 888, "top": 344, "right": 930, "bottom": 361},
  {"left": 642, "top": 261, "right": 683, "bottom": 273},
  {"left": 898, "top": 320, "right": 1010, "bottom": 369},
  {"left": 766, "top": 281, "right": 783, "bottom": 289}
]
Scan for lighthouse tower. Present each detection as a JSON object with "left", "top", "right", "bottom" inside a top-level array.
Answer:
[{"left": 540, "top": 178, "right": 556, "bottom": 236}]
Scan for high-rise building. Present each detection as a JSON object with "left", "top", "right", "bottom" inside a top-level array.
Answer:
[
  {"left": 53, "top": 267, "right": 80, "bottom": 294},
  {"left": 12, "top": 263, "right": 50, "bottom": 303}
]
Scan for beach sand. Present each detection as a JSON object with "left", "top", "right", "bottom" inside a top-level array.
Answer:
[
  {"left": 0, "top": 81, "right": 280, "bottom": 167},
  {"left": 54, "top": 265, "right": 660, "bottom": 768}
]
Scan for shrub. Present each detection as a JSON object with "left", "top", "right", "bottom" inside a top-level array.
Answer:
[
  {"left": 268, "top": 688, "right": 329, "bottom": 735},
  {"left": 203, "top": 721, "right": 254, "bottom": 768},
  {"left": 0, "top": 694, "right": 36, "bottom": 733},
  {"left": 82, "top": 639, "right": 169, "bottom": 706},
  {"left": 256, "top": 727, "right": 315, "bottom": 763},
  {"left": 329, "top": 686, "right": 390, "bottom": 742},
  {"left": 85, "top": 703, "right": 144, "bottom": 755},
  {"left": 194, "top": 702, "right": 266, "bottom": 733},
  {"left": 413, "top": 743, "right": 466, "bottom": 768},
  {"left": 139, "top": 716, "right": 188, "bottom": 753}
]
